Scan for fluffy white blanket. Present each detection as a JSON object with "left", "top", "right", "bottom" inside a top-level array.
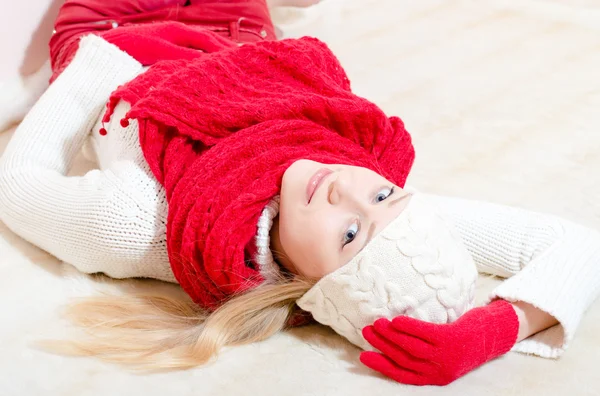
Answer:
[{"left": 1, "top": 0, "right": 600, "bottom": 394}]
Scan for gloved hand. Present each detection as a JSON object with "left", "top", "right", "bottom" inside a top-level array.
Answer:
[
  {"left": 360, "top": 299, "right": 519, "bottom": 386},
  {"left": 101, "top": 22, "right": 236, "bottom": 65}
]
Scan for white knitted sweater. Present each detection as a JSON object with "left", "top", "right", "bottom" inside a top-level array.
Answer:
[{"left": 1, "top": 36, "right": 599, "bottom": 359}]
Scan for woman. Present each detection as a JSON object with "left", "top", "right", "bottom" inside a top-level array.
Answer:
[{"left": 0, "top": 0, "right": 599, "bottom": 387}]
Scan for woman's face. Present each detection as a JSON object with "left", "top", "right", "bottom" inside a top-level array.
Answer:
[{"left": 272, "top": 160, "right": 412, "bottom": 279}]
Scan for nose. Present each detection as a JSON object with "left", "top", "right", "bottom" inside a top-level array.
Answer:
[{"left": 328, "top": 173, "right": 364, "bottom": 209}]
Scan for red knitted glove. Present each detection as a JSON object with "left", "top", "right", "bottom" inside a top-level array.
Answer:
[
  {"left": 360, "top": 299, "right": 519, "bottom": 386},
  {"left": 101, "top": 22, "right": 236, "bottom": 65}
]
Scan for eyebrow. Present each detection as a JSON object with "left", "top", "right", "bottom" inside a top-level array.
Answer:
[
  {"left": 360, "top": 193, "right": 412, "bottom": 251},
  {"left": 387, "top": 193, "right": 411, "bottom": 208}
]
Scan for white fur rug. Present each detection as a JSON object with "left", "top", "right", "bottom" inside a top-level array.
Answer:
[{"left": 1, "top": 1, "right": 600, "bottom": 395}]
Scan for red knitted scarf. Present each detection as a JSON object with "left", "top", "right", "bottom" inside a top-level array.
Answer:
[{"left": 104, "top": 36, "right": 415, "bottom": 310}]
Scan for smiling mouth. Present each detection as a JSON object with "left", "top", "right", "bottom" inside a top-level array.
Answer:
[{"left": 306, "top": 168, "right": 333, "bottom": 205}]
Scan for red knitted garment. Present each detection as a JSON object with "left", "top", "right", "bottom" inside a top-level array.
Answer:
[
  {"left": 105, "top": 36, "right": 415, "bottom": 310},
  {"left": 49, "top": 0, "right": 276, "bottom": 82}
]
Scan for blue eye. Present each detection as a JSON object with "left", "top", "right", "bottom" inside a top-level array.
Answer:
[
  {"left": 374, "top": 186, "right": 395, "bottom": 203},
  {"left": 343, "top": 222, "right": 359, "bottom": 246}
]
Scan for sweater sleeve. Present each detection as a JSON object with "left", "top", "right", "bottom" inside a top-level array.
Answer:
[
  {"left": 0, "top": 36, "right": 175, "bottom": 282},
  {"left": 422, "top": 193, "right": 600, "bottom": 358}
]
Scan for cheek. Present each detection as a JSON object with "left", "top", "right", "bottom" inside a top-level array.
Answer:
[
  {"left": 278, "top": 211, "right": 322, "bottom": 276},
  {"left": 279, "top": 210, "right": 310, "bottom": 257},
  {"left": 279, "top": 213, "right": 343, "bottom": 279}
]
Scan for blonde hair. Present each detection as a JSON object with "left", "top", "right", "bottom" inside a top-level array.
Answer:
[{"left": 42, "top": 277, "right": 313, "bottom": 370}]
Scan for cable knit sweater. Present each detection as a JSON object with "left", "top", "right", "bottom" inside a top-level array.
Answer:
[{"left": 1, "top": 36, "right": 599, "bottom": 359}]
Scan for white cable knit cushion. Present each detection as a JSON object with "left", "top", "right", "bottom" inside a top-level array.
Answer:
[{"left": 297, "top": 193, "right": 479, "bottom": 350}]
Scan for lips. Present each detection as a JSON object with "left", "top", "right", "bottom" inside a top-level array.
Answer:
[{"left": 306, "top": 168, "right": 333, "bottom": 204}]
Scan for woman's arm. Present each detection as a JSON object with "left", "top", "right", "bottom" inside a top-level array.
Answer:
[
  {"left": 0, "top": 36, "right": 174, "bottom": 282},
  {"left": 512, "top": 301, "right": 558, "bottom": 342},
  {"left": 424, "top": 193, "right": 600, "bottom": 357},
  {"left": 360, "top": 286, "right": 561, "bottom": 386},
  {"left": 360, "top": 197, "right": 598, "bottom": 385}
]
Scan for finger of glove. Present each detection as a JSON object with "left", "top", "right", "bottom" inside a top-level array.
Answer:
[
  {"left": 360, "top": 352, "right": 430, "bottom": 386},
  {"left": 389, "top": 315, "right": 441, "bottom": 343},
  {"left": 363, "top": 326, "right": 434, "bottom": 374},
  {"left": 373, "top": 319, "right": 435, "bottom": 359}
]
